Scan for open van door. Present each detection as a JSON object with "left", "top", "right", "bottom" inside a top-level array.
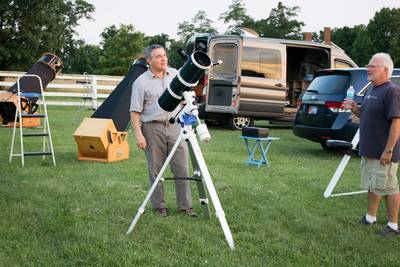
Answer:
[{"left": 205, "top": 36, "right": 242, "bottom": 114}]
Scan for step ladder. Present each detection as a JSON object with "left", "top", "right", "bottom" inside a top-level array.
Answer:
[{"left": 9, "top": 74, "right": 56, "bottom": 166}]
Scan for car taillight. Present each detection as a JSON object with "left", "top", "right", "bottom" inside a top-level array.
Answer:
[{"left": 324, "top": 101, "right": 350, "bottom": 113}]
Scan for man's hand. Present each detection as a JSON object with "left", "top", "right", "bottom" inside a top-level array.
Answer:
[
  {"left": 380, "top": 150, "right": 392, "bottom": 166},
  {"left": 381, "top": 118, "right": 400, "bottom": 165},
  {"left": 343, "top": 98, "right": 355, "bottom": 110},
  {"left": 131, "top": 111, "right": 146, "bottom": 151},
  {"left": 135, "top": 133, "right": 147, "bottom": 151}
]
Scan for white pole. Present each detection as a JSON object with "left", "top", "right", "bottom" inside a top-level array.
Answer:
[{"left": 90, "top": 75, "right": 98, "bottom": 110}]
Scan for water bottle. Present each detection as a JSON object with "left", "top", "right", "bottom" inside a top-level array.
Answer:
[
  {"left": 346, "top": 85, "right": 355, "bottom": 100},
  {"left": 344, "top": 85, "right": 355, "bottom": 110}
]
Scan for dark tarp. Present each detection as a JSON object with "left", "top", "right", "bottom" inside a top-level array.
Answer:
[{"left": 91, "top": 58, "right": 148, "bottom": 131}]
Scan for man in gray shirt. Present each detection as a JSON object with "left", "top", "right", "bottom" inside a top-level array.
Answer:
[
  {"left": 130, "top": 44, "right": 196, "bottom": 217},
  {"left": 347, "top": 53, "right": 400, "bottom": 236}
]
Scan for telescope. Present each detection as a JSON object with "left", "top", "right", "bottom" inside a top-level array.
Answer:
[
  {"left": 0, "top": 53, "right": 63, "bottom": 126},
  {"left": 158, "top": 50, "right": 212, "bottom": 112},
  {"left": 127, "top": 51, "right": 235, "bottom": 250}
]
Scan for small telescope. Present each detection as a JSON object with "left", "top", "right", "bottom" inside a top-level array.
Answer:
[
  {"left": 0, "top": 53, "right": 63, "bottom": 126},
  {"left": 158, "top": 51, "right": 213, "bottom": 112}
]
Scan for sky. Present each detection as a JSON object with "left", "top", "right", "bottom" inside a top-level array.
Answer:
[{"left": 75, "top": 0, "right": 400, "bottom": 45}]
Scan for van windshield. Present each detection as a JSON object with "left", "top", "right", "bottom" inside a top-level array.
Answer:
[{"left": 306, "top": 72, "right": 350, "bottom": 94}]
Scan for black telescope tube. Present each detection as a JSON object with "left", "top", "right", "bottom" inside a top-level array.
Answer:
[{"left": 158, "top": 51, "right": 211, "bottom": 112}]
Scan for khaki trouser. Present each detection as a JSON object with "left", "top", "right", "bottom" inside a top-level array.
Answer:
[
  {"left": 141, "top": 121, "right": 193, "bottom": 210},
  {"left": 361, "top": 157, "right": 399, "bottom": 196}
]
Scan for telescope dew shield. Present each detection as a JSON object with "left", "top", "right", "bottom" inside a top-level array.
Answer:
[
  {"left": 158, "top": 51, "right": 211, "bottom": 112},
  {"left": 91, "top": 58, "right": 148, "bottom": 131}
]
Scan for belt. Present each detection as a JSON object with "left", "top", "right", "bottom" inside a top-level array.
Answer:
[{"left": 143, "top": 120, "right": 169, "bottom": 125}]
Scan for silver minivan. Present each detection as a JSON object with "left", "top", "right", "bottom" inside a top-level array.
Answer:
[{"left": 186, "top": 32, "right": 358, "bottom": 129}]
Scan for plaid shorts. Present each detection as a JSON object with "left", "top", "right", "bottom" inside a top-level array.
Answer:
[{"left": 361, "top": 157, "right": 399, "bottom": 196}]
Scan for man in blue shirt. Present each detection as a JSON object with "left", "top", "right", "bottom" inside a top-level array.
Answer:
[{"left": 348, "top": 53, "right": 400, "bottom": 236}]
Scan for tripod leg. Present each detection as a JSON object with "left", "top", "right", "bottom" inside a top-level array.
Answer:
[
  {"left": 126, "top": 132, "right": 184, "bottom": 235},
  {"left": 323, "top": 154, "right": 351, "bottom": 198},
  {"left": 187, "top": 134, "right": 235, "bottom": 250},
  {"left": 188, "top": 144, "right": 211, "bottom": 218},
  {"left": 323, "top": 129, "right": 362, "bottom": 198}
]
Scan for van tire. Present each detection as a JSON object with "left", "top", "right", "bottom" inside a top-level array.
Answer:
[{"left": 227, "top": 115, "right": 254, "bottom": 130}]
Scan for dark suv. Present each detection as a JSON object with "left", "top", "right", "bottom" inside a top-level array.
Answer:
[{"left": 293, "top": 68, "right": 400, "bottom": 149}]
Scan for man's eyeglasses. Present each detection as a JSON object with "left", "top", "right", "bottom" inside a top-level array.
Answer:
[{"left": 365, "top": 64, "right": 386, "bottom": 69}]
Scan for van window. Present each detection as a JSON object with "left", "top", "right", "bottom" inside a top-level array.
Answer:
[
  {"left": 212, "top": 43, "right": 238, "bottom": 78},
  {"left": 334, "top": 59, "right": 353, "bottom": 69},
  {"left": 241, "top": 47, "right": 281, "bottom": 79},
  {"left": 307, "top": 72, "right": 350, "bottom": 94}
]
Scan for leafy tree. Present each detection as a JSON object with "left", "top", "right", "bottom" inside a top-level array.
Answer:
[
  {"left": 351, "top": 29, "right": 373, "bottom": 66},
  {"left": 331, "top": 26, "right": 364, "bottom": 55},
  {"left": 367, "top": 7, "right": 400, "bottom": 66},
  {"left": 177, "top": 10, "right": 217, "bottom": 42},
  {"left": 144, "top": 33, "right": 171, "bottom": 48},
  {"left": 219, "top": 0, "right": 252, "bottom": 35},
  {"left": 98, "top": 24, "right": 145, "bottom": 75},
  {"left": 0, "top": 0, "right": 94, "bottom": 71},
  {"left": 257, "top": 2, "right": 304, "bottom": 39},
  {"left": 220, "top": 1, "right": 304, "bottom": 39},
  {"left": 62, "top": 39, "right": 101, "bottom": 74},
  {"left": 388, "top": 38, "right": 400, "bottom": 67},
  {"left": 167, "top": 40, "right": 186, "bottom": 69},
  {"left": 144, "top": 33, "right": 185, "bottom": 68},
  {"left": 331, "top": 8, "right": 400, "bottom": 66}
]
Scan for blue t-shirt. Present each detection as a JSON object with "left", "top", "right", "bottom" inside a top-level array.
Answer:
[{"left": 359, "top": 81, "right": 400, "bottom": 162}]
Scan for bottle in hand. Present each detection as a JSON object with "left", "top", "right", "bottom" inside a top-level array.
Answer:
[{"left": 343, "top": 85, "right": 355, "bottom": 110}]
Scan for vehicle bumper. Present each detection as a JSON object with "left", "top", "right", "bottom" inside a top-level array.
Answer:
[{"left": 293, "top": 123, "right": 358, "bottom": 143}]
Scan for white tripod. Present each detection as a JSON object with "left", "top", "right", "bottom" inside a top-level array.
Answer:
[
  {"left": 126, "top": 91, "right": 235, "bottom": 250},
  {"left": 323, "top": 129, "right": 367, "bottom": 198}
]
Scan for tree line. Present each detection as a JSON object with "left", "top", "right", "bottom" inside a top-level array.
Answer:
[{"left": 1, "top": 0, "right": 399, "bottom": 76}]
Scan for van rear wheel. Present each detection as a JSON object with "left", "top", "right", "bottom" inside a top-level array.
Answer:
[{"left": 227, "top": 116, "right": 254, "bottom": 130}]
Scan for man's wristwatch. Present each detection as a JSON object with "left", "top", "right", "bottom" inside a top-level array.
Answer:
[{"left": 384, "top": 148, "right": 393, "bottom": 153}]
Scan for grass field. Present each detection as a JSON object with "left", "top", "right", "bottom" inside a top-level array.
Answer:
[{"left": 0, "top": 106, "right": 399, "bottom": 266}]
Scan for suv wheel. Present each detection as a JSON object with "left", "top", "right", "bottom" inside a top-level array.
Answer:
[{"left": 227, "top": 115, "right": 254, "bottom": 130}]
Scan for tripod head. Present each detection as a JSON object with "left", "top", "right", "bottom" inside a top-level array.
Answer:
[{"left": 174, "top": 90, "right": 211, "bottom": 142}]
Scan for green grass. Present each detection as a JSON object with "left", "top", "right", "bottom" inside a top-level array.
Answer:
[{"left": 0, "top": 106, "right": 399, "bottom": 266}]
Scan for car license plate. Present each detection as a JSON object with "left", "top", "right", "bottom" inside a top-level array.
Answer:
[{"left": 308, "top": 106, "right": 318, "bottom": 114}]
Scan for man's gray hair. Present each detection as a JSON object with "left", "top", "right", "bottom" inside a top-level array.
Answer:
[
  {"left": 372, "top": 53, "right": 394, "bottom": 76},
  {"left": 144, "top": 44, "right": 165, "bottom": 60}
]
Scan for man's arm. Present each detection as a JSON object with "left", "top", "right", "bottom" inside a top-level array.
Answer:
[
  {"left": 130, "top": 111, "right": 146, "bottom": 151},
  {"left": 350, "top": 103, "right": 361, "bottom": 118},
  {"left": 380, "top": 117, "right": 400, "bottom": 165}
]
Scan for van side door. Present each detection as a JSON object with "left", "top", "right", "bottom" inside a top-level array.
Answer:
[{"left": 205, "top": 36, "right": 242, "bottom": 114}]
